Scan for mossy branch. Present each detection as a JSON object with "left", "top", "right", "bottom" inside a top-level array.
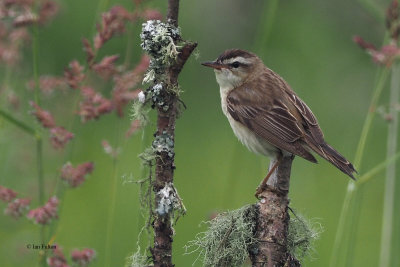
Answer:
[
  {"left": 132, "top": 1, "right": 197, "bottom": 266},
  {"left": 250, "top": 155, "right": 301, "bottom": 267}
]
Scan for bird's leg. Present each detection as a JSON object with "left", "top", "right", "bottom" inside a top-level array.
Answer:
[{"left": 255, "top": 155, "right": 282, "bottom": 197}]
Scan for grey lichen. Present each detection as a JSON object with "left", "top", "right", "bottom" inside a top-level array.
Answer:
[
  {"left": 140, "top": 20, "right": 183, "bottom": 112},
  {"left": 126, "top": 249, "right": 149, "bottom": 267},
  {"left": 130, "top": 98, "right": 149, "bottom": 127},
  {"left": 156, "top": 182, "right": 185, "bottom": 217},
  {"left": 185, "top": 205, "right": 258, "bottom": 267},
  {"left": 148, "top": 83, "right": 170, "bottom": 111},
  {"left": 141, "top": 20, "right": 181, "bottom": 69},
  {"left": 287, "top": 209, "right": 322, "bottom": 261},
  {"left": 152, "top": 131, "right": 174, "bottom": 158}
]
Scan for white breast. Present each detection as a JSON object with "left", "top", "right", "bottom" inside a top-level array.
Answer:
[{"left": 219, "top": 86, "right": 278, "bottom": 159}]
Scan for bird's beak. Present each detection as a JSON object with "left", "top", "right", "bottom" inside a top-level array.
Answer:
[{"left": 201, "top": 61, "right": 226, "bottom": 70}]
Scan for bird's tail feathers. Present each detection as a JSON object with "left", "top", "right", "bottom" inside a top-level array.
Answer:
[{"left": 305, "top": 137, "right": 357, "bottom": 179}]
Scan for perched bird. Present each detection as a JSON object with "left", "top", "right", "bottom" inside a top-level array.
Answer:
[{"left": 202, "top": 49, "right": 356, "bottom": 194}]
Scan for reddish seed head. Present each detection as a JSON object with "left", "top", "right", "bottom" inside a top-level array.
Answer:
[
  {"left": 47, "top": 245, "right": 69, "bottom": 267},
  {"left": 0, "top": 185, "right": 18, "bottom": 202},
  {"left": 71, "top": 248, "right": 96, "bottom": 266},
  {"left": 38, "top": 0, "right": 59, "bottom": 25},
  {"left": 78, "top": 87, "right": 113, "bottom": 122},
  {"left": 91, "top": 55, "right": 120, "bottom": 80},
  {"left": 64, "top": 60, "right": 85, "bottom": 89},
  {"left": 27, "top": 196, "right": 59, "bottom": 225},
  {"left": 4, "top": 198, "right": 30, "bottom": 219},
  {"left": 50, "top": 126, "right": 74, "bottom": 149},
  {"left": 354, "top": 36, "right": 400, "bottom": 66},
  {"left": 30, "top": 101, "right": 56, "bottom": 128},
  {"left": 353, "top": 36, "right": 377, "bottom": 51},
  {"left": 94, "top": 6, "right": 131, "bottom": 50},
  {"left": 82, "top": 38, "right": 95, "bottom": 66},
  {"left": 61, "top": 162, "right": 94, "bottom": 188}
]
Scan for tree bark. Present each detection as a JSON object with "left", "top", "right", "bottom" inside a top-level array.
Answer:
[
  {"left": 250, "top": 155, "right": 301, "bottom": 267},
  {"left": 151, "top": 1, "right": 197, "bottom": 266}
]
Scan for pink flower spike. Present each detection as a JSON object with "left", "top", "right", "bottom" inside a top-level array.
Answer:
[
  {"left": 38, "top": 0, "right": 59, "bottom": 25},
  {"left": 71, "top": 248, "right": 96, "bottom": 266},
  {"left": 78, "top": 87, "right": 114, "bottom": 122},
  {"left": 61, "top": 162, "right": 94, "bottom": 188},
  {"left": 47, "top": 245, "right": 70, "bottom": 267},
  {"left": 82, "top": 38, "right": 95, "bottom": 66},
  {"left": 353, "top": 36, "right": 377, "bottom": 51},
  {"left": 64, "top": 60, "right": 85, "bottom": 89},
  {"left": 4, "top": 198, "right": 30, "bottom": 219},
  {"left": 27, "top": 196, "right": 59, "bottom": 225},
  {"left": 0, "top": 185, "right": 18, "bottom": 202},
  {"left": 50, "top": 126, "right": 74, "bottom": 149},
  {"left": 30, "top": 101, "right": 56, "bottom": 128},
  {"left": 92, "top": 55, "right": 120, "bottom": 80},
  {"left": 94, "top": 5, "right": 132, "bottom": 50}
]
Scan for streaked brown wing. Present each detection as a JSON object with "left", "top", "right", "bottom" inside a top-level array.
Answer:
[
  {"left": 285, "top": 92, "right": 325, "bottom": 144},
  {"left": 226, "top": 86, "right": 317, "bottom": 162}
]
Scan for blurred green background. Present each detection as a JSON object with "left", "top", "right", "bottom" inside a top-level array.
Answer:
[{"left": 0, "top": 0, "right": 396, "bottom": 266}]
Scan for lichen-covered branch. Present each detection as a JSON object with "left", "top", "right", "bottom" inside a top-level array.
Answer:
[
  {"left": 137, "top": 0, "right": 197, "bottom": 266},
  {"left": 250, "top": 155, "right": 301, "bottom": 267}
]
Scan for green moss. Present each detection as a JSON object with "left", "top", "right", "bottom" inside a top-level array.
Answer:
[
  {"left": 185, "top": 205, "right": 258, "bottom": 267},
  {"left": 126, "top": 248, "right": 150, "bottom": 267},
  {"left": 130, "top": 100, "right": 149, "bottom": 127},
  {"left": 287, "top": 208, "right": 322, "bottom": 261}
]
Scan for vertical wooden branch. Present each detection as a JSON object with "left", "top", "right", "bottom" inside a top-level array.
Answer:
[
  {"left": 151, "top": 1, "right": 197, "bottom": 266},
  {"left": 250, "top": 155, "right": 301, "bottom": 267}
]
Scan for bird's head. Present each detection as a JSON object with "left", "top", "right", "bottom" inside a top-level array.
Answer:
[{"left": 202, "top": 49, "right": 262, "bottom": 89}]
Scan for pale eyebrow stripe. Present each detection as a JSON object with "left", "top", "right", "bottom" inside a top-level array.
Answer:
[{"left": 224, "top": 57, "right": 251, "bottom": 65}]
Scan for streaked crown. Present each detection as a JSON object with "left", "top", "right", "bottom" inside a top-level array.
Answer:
[{"left": 202, "top": 49, "right": 262, "bottom": 88}]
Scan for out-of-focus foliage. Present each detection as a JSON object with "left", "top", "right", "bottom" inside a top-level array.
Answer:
[{"left": 0, "top": 0, "right": 393, "bottom": 266}]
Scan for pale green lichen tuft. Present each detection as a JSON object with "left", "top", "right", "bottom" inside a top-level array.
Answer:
[
  {"left": 287, "top": 209, "right": 322, "bottom": 261},
  {"left": 126, "top": 248, "right": 150, "bottom": 267},
  {"left": 140, "top": 20, "right": 183, "bottom": 112},
  {"left": 139, "top": 147, "right": 157, "bottom": 167},
  {"left": 140, "top": 19, "right": 181, "bottom": 80},
  {"left": 185, "top": 205, "right": 258, "bottom": 267},
  {"left": 130, "top": 100, "right": 149, "bottom": 127}
]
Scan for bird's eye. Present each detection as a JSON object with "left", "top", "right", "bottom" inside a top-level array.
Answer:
[{"left": 231, "top": 61, "right": 240, "bottom": 68}]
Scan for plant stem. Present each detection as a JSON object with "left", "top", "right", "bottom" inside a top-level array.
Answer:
[
  {"left": 357, "top": 151, "right": 400, "bottom": 186},
  {"left": 329, "top": 67, "right": 389, "bottom": 267},
  {"left": 354, "top": 68, "right": 390, "bottom": 169},
  {"left": 0, "top": 109, "right": 35, "bottom": 136},
  {"left": 31, "top": 19, "right": 47, "bottom": 267},
  {"left": 379, "top": 62, "right": 400, "bottom": 267},
  {"left": 104, "top": 120, "right": 122, "bottom": 267}
]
